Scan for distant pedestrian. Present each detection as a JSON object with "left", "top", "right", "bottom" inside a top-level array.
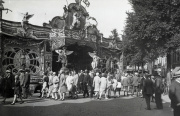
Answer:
[
  {"left": 143, "top": 74, "right": 154, "bottom": 110},
  {"left": 47, "top": 71, "right": 54, "bottom": 99},
  {"left": 116, "top": 79, "right": 122, "bottom": 97},
  {"left": 89, "top": 71, "right": 95, "bottom": 98},
  {"left": 1, "top": 70, "right": 14, "bottom": 103},
  {"left": 59, "top": 70, "right": 67, "bottom": 101},
  {"left": 169, "top": 73, "right": 180, "bottom": 116},
  {"left": 122, "top": 73, "right": 129, "bottom": 96},
  {"left": 112, "top": 77, "right": 118, "bottom": 98},
  {"left": 83, "top": 70, "right": 90, "bottom": 98},
  {"left": 41, "top": 71, "right": 49, "bottom": 98},
  {"left": 19, "top": 69, "right": 25, "bottom": 98},
  {"left": 52, "top": 72, "right": 59, "bottom": 100},
  {"left": 132, "top": 72, "right": 140, "bottom": 96},
  {"left": 23, "top": 68, "right": 31, "bottom": 99},
  {"left": 93, "top": 72, "right": 100, "bottom": 99},
  {"left": 11, "top": 74, "right": 24, "bottom": 105},
  {"left": 154, "top": 74, "right": 163, "bottom": 109},
  {"left": 99, "top": 73, "right": 108, "bottom": 100},
  {"left": 106, "top": 72, "right": 112, "bottom": 98},
  {"left": 78, "top": 70, "right": 84, "bottom": 93}
]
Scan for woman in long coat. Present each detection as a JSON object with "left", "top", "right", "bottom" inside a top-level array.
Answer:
[
  {"left": 11, "top": 74, "right": 24, "bottom": 105},
  {"left": 93, "top": 72, "right": 100, "bottom": 99},
  {"left": 59, "top": 70, "right": 67, "bottom": 101},
  {"left": 1, "top": 70, "right": 14, "bottom": 103}
]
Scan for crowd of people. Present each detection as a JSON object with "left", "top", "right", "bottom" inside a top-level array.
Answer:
[
  {"left": 0, "top": 68, "right": 30, "bottom": 105},
  {"left": 0, "top": 67, "right": 180, "bottom": 116}
]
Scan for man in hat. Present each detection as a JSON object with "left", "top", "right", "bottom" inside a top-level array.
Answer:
[
  {"left": 78, "top": 70, "right": 84, "bottom": 93},
  {"left": 169, "top": 71, "right": 180, "bottom": 116},
  {"left": 122, "top": 73, "right": 129, "bottom": 96},
  {"left": 154, "top": 73, "right": 163, "bottom": 109},
  {"left": 83, "top": 70, "right": 90, "bottom": 98},
  {"left": 1, "top": 70, "right": 14, "bottom": 103},
  {"left": 22, "top": 68, "right": 31, "bottom": 99},
  {"left": 132, "top": 72, "right": 140, "bottom": 97},
  {"left": 143, "top": 74, "right": 154, "bottom": 110}
]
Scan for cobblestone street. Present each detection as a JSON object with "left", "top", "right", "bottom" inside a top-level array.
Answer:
[{"left": 0, "top": 93, "right": 173, "bottom": 116}]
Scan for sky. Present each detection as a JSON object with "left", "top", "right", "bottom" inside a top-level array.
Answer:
[{"left": 2, "top": 0, "right": 132, "bottom": 38}]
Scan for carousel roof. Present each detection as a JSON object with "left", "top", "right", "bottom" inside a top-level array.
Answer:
[{"left": 0, "top": 0, "right": 122, "bottom": 54}]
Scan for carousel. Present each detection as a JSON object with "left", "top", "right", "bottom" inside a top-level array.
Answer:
[{"left": 0, "top": 0, "right": 123, "bottom": 79}]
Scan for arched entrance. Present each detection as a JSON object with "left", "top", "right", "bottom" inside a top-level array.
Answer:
[{"left": 52, "top": 43, "right": 94, "bottom": 73}]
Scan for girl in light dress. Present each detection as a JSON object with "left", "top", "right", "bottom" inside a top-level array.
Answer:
[
  {"left": 52, "top": 72, "right": 59, "bottom": 100},
  {"left": 41, "top": 71, "right": 49, "bottom": 98},
  {"left": 99, "top": 73, "right": 108, "bottom": 100},
  {"left": 59, "top": 70, "right": 67, "bottom": 101},
  {"left": 93, "top": 73, "right": 101, "bottom": 99},
  {"left": 112, "top": 76, "right": 118, "bottom": 98}
]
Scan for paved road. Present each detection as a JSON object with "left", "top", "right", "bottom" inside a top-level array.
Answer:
[{"left": 0, "top": 93, "right": 173, "bottom": 116}]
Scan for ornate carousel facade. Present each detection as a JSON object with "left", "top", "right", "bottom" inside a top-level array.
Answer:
[{"left": 0, "top": 0, "right": 122, "bottom": 79}]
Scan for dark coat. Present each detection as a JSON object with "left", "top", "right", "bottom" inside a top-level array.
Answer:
[
  {"left": 143, "top": 78, "right": 154, "bottom": 95},
  {"left": 155, "top": 77, "right": 163, "bottom": 93},
  {"left": 2, "top": 74, "right": 14, "bottom": 97},
  {"left": 169, "top": 80, "right": 180, "bottom": 109},
  {"left": 24, "top": 73, "right": 30, "bottom": 88},
  {"left": 83, "top": 73, "right": 91, "bottom": 85},
  {"left": 78, "top": 73, "right": 84, "bottom": 83},
  {"left": 13, "top": 80, "right": 21, "bottom": 95}
]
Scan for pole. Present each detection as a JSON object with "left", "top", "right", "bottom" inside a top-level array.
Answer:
[{"left": 0, "top": 0, "right": 3, "bottom": 76}]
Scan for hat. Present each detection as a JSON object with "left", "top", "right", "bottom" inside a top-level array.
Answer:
[
  {"left": 101, "top": 73, "right": 106, "bottom": 77},
  {"left": 6, "top": 70, "right": 11, "bottom": 73},
  {"left": 135, "top": 72, "right": 138, "bottom": 75},
  {"left": 25, "top": 68, "right": 30, "bottom": 72},
  {"left": 85, "top": 69, "right": 88, "bottom": 73},
  {"left": 53, "top": 72, "right": 56, "bottom": 75},
  {"left": 96, "top": 73, "right": 99, "bottom": 76}
]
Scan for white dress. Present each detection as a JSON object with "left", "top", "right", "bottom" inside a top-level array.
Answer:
[
  {"left": 66, "top": 75, "right": 73, "bottom": 91},
  {"left": 112, "top": 79, "right": 118, "bottom": 90},
  {"left": 53, "top": 76, "right": 59, "bottom": 92},
  {"left": 93, "top": 76, "right": 100, "bottom": 92},
  {"left": 100, "top": 77, "right": 107, "bottom": 92}
]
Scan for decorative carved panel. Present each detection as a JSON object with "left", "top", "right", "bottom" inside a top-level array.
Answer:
[{"left": 2, "top": 46, "right": 41, "bottom": 75}]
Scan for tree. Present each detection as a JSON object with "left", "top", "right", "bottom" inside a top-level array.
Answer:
[
  {"left": 109, "top": 29, "right": 121, "bottom": 41},
  {"left": 123, "top": 0, "right": 180, "bottom": 73}
]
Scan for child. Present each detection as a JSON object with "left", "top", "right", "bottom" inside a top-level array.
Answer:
[
  {"left": 41, "top": 71, "right": 49, "bottom": 98},
  {"left": 116, "top": 79, "right": 122, "bottom": 97},
  {"left": 11, "top": 74, "right": 24, "bottom": 105}
]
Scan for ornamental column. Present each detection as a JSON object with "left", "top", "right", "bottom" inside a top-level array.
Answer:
[{"left": 0, "top": 0, "right": 4, "bottom": 76}]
